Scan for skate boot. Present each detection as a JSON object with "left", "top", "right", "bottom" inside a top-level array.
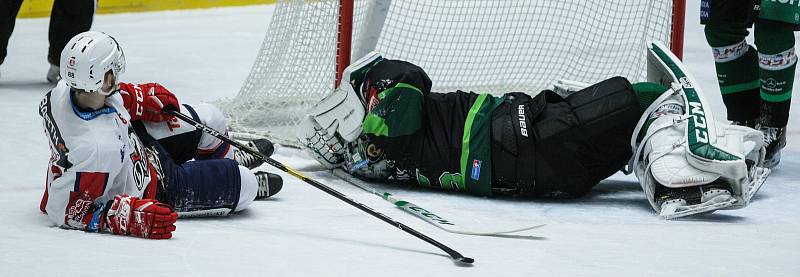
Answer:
[
  {"left": 233, "top": 139, "right": 275, "bottom": 169},
  {"left": 654, "top": 179, "right": 737, "bottom": 219},
  {"left": 759, "top": 125, "right": 786, "bottom": 168},
  {"left": 255, "top": 171, "right": 282, "bottom": 199},
  {"left": 46, "top": 64, "right": 60, "bottom": 83}
]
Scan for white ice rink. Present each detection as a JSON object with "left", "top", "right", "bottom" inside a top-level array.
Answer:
[{"left": 1, "top": 2, "right": 799, "bottom": 276}]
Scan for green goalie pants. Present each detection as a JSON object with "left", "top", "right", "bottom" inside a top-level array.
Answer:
[{"left": 705, "top": 19, "right": 796, "bottom": 127}]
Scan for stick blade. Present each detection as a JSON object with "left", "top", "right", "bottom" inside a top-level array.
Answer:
[{"left": 454, "top": 256, "right": 475, "bottom": 264}]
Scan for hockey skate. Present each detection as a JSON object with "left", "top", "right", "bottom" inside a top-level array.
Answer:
[
  {"left": 759, "top": 126, "right": 786, "bottom": 168},
  {"left": 254, "top": 171, "right": 282, "bottom": 199},
  {"left": 233, "top": 139, "right": 275, "bottom": 169},
  {"left": 654, "top": 180, "right": 737, "bottom": 219},
  {"left": 46, "top": 64, "right": 60, "bottom": 83},
  {"left": 744, "top": 162, "right": 771, "bottom": 201}
]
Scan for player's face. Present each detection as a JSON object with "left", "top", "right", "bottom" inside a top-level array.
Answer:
[
  {"left": 72, "top": 88, "right": 107, "bottom": 110},
  {"left": 99, "top": 71, "right": 118, "bottom": 96}
]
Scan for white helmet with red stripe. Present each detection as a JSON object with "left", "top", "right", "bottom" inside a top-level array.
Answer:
[{"left": 60, "top": 31, "right": 126, "bottom": 94}]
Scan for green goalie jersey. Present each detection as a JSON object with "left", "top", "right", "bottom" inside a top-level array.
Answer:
[{"left": 345, "top": 59, "right": 503, "bottom": 196}]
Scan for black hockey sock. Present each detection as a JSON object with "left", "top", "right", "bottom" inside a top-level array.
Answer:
[
  {"left": 722, "top": 88, "right": 761, "bottom": 122},
  {"left": 760, "top": 100, "right": 791, "bottom": 128}
]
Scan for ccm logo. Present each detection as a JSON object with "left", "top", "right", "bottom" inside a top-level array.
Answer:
[{"left": 518, "top": 105, "right": 528, "bottom": 137}]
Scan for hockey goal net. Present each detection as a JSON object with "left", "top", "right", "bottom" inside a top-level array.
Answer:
[{"left": 221, "top": 0, "right": 686, "bottom": 146}]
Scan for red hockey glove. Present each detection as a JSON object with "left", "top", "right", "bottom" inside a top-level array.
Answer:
[
  {"left": 105, "top": 195, "right": 178, "bottom": 239},
  {"left": 119, "top": 83, "right": 180, "bottom": 122}
]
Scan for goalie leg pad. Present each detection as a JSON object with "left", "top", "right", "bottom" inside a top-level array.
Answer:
[{"left": 634, "top": 42, "right": 770, "bottom": 218}]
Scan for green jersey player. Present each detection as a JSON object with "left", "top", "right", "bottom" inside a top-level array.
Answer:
[{"left": 702, "top": 0, "right": 798, "bottom": 167}]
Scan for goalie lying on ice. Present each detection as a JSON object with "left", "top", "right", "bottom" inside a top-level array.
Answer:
[{"left": 299, "top": 42, "right": 770, "bottom": 219}]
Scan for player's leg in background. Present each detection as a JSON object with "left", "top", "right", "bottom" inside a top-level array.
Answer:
[
  {"left": 158, "top": 157, "right": 256, "bottom": 216},
  {"left": 47, "top": 0, "right": 94, "bottom": 83},
  {"left": 149, "top": 103, "right": 271, "bottom": 166},
  {"left": 190, "top": 103, "right": 235, "bottom": 160},
  {"left": 0, "top": 0, "right": 23, "bottom": 75},
  {"left": 752, "top": 10, "right": 798, "bottom": 168},
  {"left": 148, "top": 104, "right": 205, "bottom": 164},
  {"left": 755, "top": 18, "right": 796, "bottom": 127},
  {"left": 134, "top": 121, "right": 245, "bottom": 216},
  {"left": 142, "top": 127, "right": 262, "bottom": 217},
  {"left": 188, "top": 103, "right": 275, "bottom": 169},
  {"left": 155, "top": 147, "right": 282, "bottom": 216},
  {"left": 136, "top": 117, "right": 282, "bottom": 217},
  {"left": 702, "top": 0, "right": 760, "bottom": 127}
]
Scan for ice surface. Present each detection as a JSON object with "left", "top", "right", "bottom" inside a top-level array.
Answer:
[{"left": 1, "top": 3, "right": 798, "bottom": 276}]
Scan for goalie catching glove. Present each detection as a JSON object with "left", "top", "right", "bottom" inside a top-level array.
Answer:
[
  {"left": 629, "top": 42, "right": 770, "bottom": 219},
  {"left": 89, "top": 195, "right": 178, "bottom": 239}
]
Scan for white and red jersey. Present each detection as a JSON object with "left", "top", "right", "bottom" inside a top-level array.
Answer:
[{"left": 39, "top": 81, "right": 160, "bottom": 230}]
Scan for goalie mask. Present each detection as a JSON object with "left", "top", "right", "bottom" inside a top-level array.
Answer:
[{"left": 630, "top": 42, "right": 770, "bottom": 219}]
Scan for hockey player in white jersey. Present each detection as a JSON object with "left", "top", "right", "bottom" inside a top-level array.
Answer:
[{"left": 39, "top": 31, "right": 282, "bottom": 239}]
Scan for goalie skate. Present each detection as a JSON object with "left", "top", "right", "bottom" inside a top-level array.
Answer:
[
  {"left": 655, "top": 181, "right": 737, "bottom": 219},
  {"left": 744, "top": 163, "right": 771, "bottom": 201}
]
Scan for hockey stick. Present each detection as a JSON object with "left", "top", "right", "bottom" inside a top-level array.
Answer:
[
  {"left": 332, "top": 169, "right": 546, "bottom": 237},
  {"left": 165, "top": 109, "right": 474, "bottom": 265}
]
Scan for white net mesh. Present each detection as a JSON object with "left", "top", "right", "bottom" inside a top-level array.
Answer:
[{"left": 220, "top": 0, "right": 678, "bottom": 146}]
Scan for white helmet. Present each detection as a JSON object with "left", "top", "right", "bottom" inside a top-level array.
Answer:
[{"left": 60, "top": 31, "right": 126, "bottom": 94}]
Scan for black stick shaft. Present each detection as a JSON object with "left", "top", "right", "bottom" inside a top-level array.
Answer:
[{"left": 166, "top": 110, "right": 474, "bottom": 264}]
